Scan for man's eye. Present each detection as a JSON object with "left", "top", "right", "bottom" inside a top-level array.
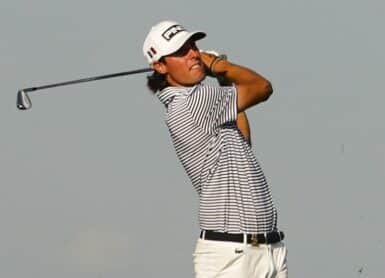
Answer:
[
  {"left": 174, "top": 45, "right": 190, "bottom": 56},
  {"left": 172, "top": 41, "right": 197, "bottom": 57}
]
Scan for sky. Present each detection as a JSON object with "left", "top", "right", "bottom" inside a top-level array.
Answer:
[{"left": 1, "top": 0, "right": 384, "bottom": 277}]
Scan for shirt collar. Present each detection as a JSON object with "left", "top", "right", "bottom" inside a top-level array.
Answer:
[{"left": 156, "top": 85, "right": 197, "bottom": 107}]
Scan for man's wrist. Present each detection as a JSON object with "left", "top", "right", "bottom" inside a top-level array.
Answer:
[{"left": 210, "top": 56, "right": 228, "bottom": 76}]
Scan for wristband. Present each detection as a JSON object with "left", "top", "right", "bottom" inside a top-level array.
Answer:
[{"left": 209, "top": 55, "right": 227, "bottom": 76}]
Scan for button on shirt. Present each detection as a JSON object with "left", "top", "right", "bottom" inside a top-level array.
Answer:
[{"left": 157, "top": 83, "right": 277, "bottom": 234}]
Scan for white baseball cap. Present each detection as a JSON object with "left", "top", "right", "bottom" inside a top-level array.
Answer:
[{"left": 143, "top": 20, "right": 206, "bottom": 64}]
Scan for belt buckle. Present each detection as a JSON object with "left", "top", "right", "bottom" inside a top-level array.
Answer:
[{"left": 251, "top": 234, "right": 259, "bottom": 246}]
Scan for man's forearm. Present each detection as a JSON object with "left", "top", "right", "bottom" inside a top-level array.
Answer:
[
  {"left": 201, "top": 52, "right": 270, "bottom": 88},
  {"left": 201, "top": 52, "right": 273, "bottom": 112},
  {"left": 213, "top": 59, "right": 266, "bottom": 85}
]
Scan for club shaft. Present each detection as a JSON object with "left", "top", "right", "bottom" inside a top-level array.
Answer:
[{"left": 22, "top": 67, "right": 152, "bottom": 93}]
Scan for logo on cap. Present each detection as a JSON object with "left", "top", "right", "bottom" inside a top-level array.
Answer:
[{"left": 162, "top": 24, "right": 185, "bottom": 41}]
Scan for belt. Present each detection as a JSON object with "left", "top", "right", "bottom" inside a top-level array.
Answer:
[{"left": 200, "top": 230, "right": 284, "bottom": 246}]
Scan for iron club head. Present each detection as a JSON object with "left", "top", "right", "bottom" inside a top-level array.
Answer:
[{"left": 16, "top": 90, "right": 32, "bottom": 110}]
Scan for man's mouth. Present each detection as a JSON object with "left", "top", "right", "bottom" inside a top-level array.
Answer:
[{"left": 190, "top": 62, "right": 203, "bottom": 70}]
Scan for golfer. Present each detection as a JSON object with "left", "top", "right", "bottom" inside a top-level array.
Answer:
[{"left": 143, "top": 20, "right": 288, "bottom": 278}]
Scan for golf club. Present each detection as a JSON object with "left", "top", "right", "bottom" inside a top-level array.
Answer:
[{"left": 16, "top": 67, "right": 152, "bottom": 110}]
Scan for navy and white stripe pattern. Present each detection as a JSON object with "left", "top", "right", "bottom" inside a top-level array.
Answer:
[{"left": 157, "top": 84, "right": 277, "bottom": 233}]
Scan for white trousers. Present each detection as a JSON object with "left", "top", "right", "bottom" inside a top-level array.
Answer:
[{"left": 193, "top": 237, "right": 288, "bottom": 278}]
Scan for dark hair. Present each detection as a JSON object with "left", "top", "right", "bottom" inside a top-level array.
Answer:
[
  {"left": 146, "top": 57, "right": 169, "bottom": 93},
  {"left": 146, "top": 71, "right": 169, "bottom": 93}
]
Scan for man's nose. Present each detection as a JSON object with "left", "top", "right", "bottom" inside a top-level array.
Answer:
[{"left": 187, "top": 47, "right": 199, "bottom": 59}]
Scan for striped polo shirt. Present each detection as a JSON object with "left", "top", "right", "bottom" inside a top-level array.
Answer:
[{"left": 157, "top": 83, "right": 277, "bottom": 234}]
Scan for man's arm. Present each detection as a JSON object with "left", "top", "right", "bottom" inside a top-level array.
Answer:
[
  {"left": 202, "top": 54, "right": 256, "bottom": 145},
  {"left": 200, "top": 53, "right": 273, "bottom": 112},
  {"left": 212, "top": 66, "right": 252, "bottom": 145}
]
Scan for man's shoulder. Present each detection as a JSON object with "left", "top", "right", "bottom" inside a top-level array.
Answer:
[
  {"left": 158, "top": 84, "right": 205, "bottom": 102},
  {"left": 189, "top": 83, "right": 237, "bottom": 98},
  {"left": 157, "top": 83, "right": 236, "bottom": 106},
  {"left": 189, "top": 83, "right": 235, "bottom": 95}
]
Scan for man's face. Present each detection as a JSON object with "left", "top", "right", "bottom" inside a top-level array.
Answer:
[{"left": 154, "top": 40, "right": 206, "bottom": 87}]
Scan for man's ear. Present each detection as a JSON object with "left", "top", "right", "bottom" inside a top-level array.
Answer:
[{"left": 152, "top": 60, "right": 167, "bottom": 75}]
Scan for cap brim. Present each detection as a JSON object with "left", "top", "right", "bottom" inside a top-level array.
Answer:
[
  {"left": 190, "top": 31, "right": 206, "bottom": 41},
  {"left": 162, "top": 31, "right": 206, "bottom": 57}
]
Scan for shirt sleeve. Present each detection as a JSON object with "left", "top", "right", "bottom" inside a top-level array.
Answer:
[{"left": 187, "top": 84, "right": 238, "bottom": 134}]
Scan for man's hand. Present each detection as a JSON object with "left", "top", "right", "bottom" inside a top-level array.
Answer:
[
  {"left": 200, "top": 51, "right": 231, "bottom": 85},
  {"left": 200, "top": 51, "right": 219, "bottom": 77}
]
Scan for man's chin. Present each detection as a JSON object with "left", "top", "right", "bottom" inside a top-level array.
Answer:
[
  {"left": 195, "top": 71, "right": 206, "bottom": 83},
  {"left": 181, "top": 72, "right": 205, "bottom": 86},
  {"left": 197, "top": 71, "right": 207, "bottom": 82},
  {"left": 192, "top": 75, "right": 206, "bottom": 86}
]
